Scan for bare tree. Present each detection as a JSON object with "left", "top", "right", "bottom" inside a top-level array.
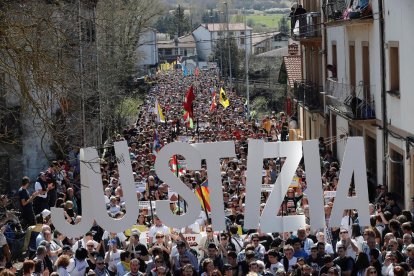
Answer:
[{"left": 96, "top": 0, "right": 165, "bottom": 137}]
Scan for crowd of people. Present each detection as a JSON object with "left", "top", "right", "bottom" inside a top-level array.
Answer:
[{"left": 0, "top": 69, "right": 413, "bottom": 275}]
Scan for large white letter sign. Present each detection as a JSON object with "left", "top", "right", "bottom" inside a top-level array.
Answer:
[
  {"left": 51, "top": 148, "right": 95, "bottom": 238},
  {"left": 192, "top": 141, "right": 236, "bottom": 231},
  {"left": 155, "top": 142, "right": 201, "bottom": 228},
  {"left": 260, "top": 141, "right": 306, "bottom": 233},
  {"left": 244, "top": 139, "right": 264, "bottom": 229},
  {"left": 91, "top": 141, "right": 140, "bottom": 233},
  {"left": 329, "top": 137, "right": 370, "bottom": 227},
  {"left": 302, "top": 140, "right": 325, "bottom": 229}
]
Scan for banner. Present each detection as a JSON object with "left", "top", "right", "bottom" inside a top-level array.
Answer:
[
  {"left": 183, "top": 233, "right": 204, "bottom": 259},
  {"left": 138, "top": 201, "right": 156, "bottom": 209},
  {"left": 135, "top": 182, "right": 146, "bottom": 193},
  {"left": 324, "top": 191, "right": 336, "bottom": 198}
]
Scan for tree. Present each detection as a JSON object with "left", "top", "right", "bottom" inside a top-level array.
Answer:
[
  {"left": 278, "top": 16, "right": 289, "bottom": 33},
  {"left": 96, "top": 0, "right": 164, "bottom": 136},
  {"left": 211, "top": 36, "right": 241, "bottom": 80},
  {"left": 153, "top": 6, "right": 191, "bottom": 38},
  {"left": 201, "top": 9, "right": 221, "bottom": 24}
]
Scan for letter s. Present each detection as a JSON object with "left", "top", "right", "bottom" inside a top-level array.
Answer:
[{"left": 154, "top": 142, "right": 201, "bottom": 228}]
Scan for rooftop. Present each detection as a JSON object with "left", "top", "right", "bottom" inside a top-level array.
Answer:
[
  {"left": 202, "top": 23, "right": 252, "bottom": 32},
  {"left": 157, "top": 34, "right": 196, "bottom": 49},
  {"left": 251, "top": 32, "right": 287, "bottom": 46},
  {"left": 283, "top": 56, "right": 302, "bottom": 88},
  {"left": 256, "top": 47, "right": 289, "bottom": 57}
]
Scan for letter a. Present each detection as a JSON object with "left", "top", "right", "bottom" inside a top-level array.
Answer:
[{"left": 329, "top": 137, "right": 370, "bottom": 227}]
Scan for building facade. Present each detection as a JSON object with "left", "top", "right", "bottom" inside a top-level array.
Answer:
[
  {"left": 291, "top": 0, "right": 414, "bottom": 208},
  {"left": 252, "top": 32, "right": 289, "bottom": 55},
  {"left": 192, "top": 23, "right": 253, "bottom": 62},
  {"left": 136, "top": 28, "right": 158, "bottom": 68}
]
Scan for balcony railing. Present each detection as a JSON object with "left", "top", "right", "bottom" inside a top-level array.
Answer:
[
  {"left": 293, "top": 80, "right": 323, "bottom": 111},
  {"left": 325, "top": 79, "right": 375, "bottom": 120},
  {"left": 323, "top": 0, "right": 373, "bottom": 22},
  {"left": 293, "top": 12, "right": 322, "bottom": 38}
]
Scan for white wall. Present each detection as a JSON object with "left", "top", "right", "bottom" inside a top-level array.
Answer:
[
  {"left": 137, "top": 30, "right": 158, "bottom": 66},
  {"left": 192, "top": 27, "right": 211, "bottom": 61},
  {"left": 384, "top": 0, "right": 414, "bottom": 135}
]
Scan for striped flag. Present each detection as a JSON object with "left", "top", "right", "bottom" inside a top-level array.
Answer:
[
  {"left": 169, "top": 156, "right": 185, "bottom": 176},
  {"left": 195, "top": 179, "right": 211, "bottom": 212}
]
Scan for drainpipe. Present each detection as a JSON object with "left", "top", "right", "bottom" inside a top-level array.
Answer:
[{"left": 378, "top": 0, "right": 388, "bottom": 187}]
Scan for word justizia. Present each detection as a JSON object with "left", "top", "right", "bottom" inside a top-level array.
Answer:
[{"left": 51, "top": 138, "right": 370, "bottom": 238}]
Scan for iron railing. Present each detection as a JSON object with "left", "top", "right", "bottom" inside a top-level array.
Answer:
[
  {"left": 325, "top": 79, "right": 375, "bottom": 119},
  {"left": 293, "top": 80, "right": 323, "bottom": 111},
  {"left": 294, "top": 12, "right": 322, "bottom": 38},
  {"left": 323, "top": 0, "right": 373, "bottom": 21}
]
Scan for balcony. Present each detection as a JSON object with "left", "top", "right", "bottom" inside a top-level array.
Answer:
[
  {"left": 293, "top": 12, "right": 322, "bottom": 39},
  {"left": 323, "top": 0, "right": 373, "bottom": 26},
  {"left": 293, "top": 80, "right": 323, "bottom": 111},
  {"left": 325, "top": 79, "right": 375, "bottom": 120}
]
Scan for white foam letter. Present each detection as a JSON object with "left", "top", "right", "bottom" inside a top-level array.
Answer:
[
  {"left": 192, "top": 141, "right": 236, "bottom": 231},
  {"left": 303, "top": 140, "right": 325, "bottom": 229},
  {"left": 244, "top": 139, "right": 264, "bottom": 229},
  {"left": 260, "top": 141, "right": 306, "bottom": 232},
  {"left": 155, "top": 142, "right": 201, "bottom": 228},
  {"left": 51, "top": 148, "right": 95, "bottom": 238},
  {"left": 329, "top": 137, "right": 370, "bottom": 227}
]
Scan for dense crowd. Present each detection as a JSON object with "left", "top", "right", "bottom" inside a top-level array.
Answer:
[{"left": 0, "top": 69, "right": 414, "bottom": 275}]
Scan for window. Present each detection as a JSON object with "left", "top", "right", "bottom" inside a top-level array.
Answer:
[
  {"left": 331, "top": 42, "right": 337, "bottom": 79},
  {"left": 164, "top": 49, "right": 172, "bottom": 56},
  {"left": 390, "top": 148, "right": 404, "bottom": 201},
  {"left": 240, "top": 31, "right": 245, "bottom": 45},
  {"left": 365, "top": 134, "right": 377, "bottom": 193},
  {"left": 389, "top": 44, "right": 400, "bottom": 91},
  {"left": 349, "top": 42, "right": 356, "bottom": 88},
  {"left": 362, "top": 43, "right": 371, "bottom": 101}
]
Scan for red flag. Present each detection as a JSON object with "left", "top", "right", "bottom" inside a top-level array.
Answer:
[
  {"left": 210, "top": 91, "right": 217, "bottom": 112},
  {"left": 183, "top": 85, "right": 195, "bottom": 118}
]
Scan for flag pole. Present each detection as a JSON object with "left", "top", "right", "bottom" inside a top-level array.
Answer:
[
  {"left": 175, "top": 154, "right": 182, "bottom": 213},
  {"left": 197, "top": 182, "right": 210, "bottom": 223}
]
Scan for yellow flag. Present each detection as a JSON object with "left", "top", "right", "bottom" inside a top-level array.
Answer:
[
  {"left": 156, "top": 100, "right": 165, "bottom": 123},
  {"left": 219, "top": 87, "right": 230, "bottom": 108}
]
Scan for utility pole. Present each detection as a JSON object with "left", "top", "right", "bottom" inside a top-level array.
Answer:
[
  {"left": 224, "top": 2, "right": 232, "bottom": 90},
  {"left": 244, "top": 6, "right": 249, "bottom": 118}
]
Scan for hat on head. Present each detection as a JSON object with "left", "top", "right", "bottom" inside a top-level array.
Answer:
[{"left": 41, "top": 209, "right": 51, "bottom": 218}]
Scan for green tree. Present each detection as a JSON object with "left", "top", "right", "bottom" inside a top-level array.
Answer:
[
  {"left": 211, "top": 36, "right": 241, "bottom": 79},
  {"left": 153, "top": 6, "right": 191, "bottom": 37},
  {"left": 202, "top": 9, "right": 220, "bottom": 23},
  {"left": 278, "top": 16, "right": 289, "bottom": 33}
]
